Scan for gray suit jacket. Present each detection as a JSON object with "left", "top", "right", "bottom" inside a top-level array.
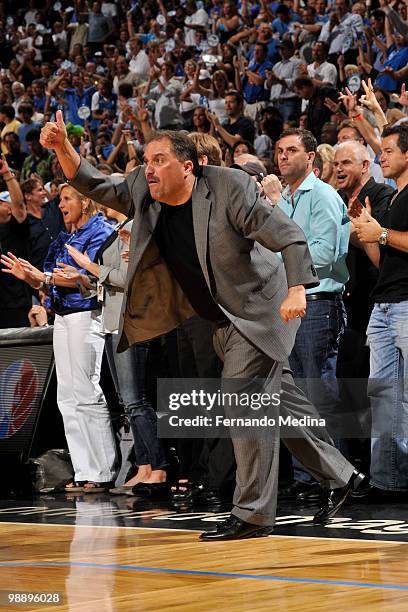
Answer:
[{"left": 69, "top": 159, "right": 319, "bottom": 361}]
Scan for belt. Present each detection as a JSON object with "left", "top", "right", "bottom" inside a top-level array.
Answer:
[{"left": 306, "top": 292, "right": 340, "bottom": 302}]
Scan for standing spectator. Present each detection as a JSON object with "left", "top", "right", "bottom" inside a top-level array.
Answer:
[
  {"left": 91, "top": 79, "right": 117, "bottom": 134},
  {"left": 21, "top": 178, "right": 65, "bottom": 271},
  {"left": 238, "top": 43, "right": 272, "bottom": 120},
  {"left": 184, "top": 0, "right": 209, "bottom": 47},
  {"left": 21, "top": 129, "right": 54, "bottom": 183},
  {"left": 3, "top": 133, "right": 27, "bottom": 173},
  {"left": 293, "top": 77, "right": 339, "bottom": 141},
  {"left": 11, "top": 82, "right": 26, "bottom": 115},
  {"left": 17, "top": 103, "right": 42, "bottom": 155},
  {"left": 350, "top": 124, "right": 408, "bottom": 500},
  {"left": 265, "top": 40, "right": 303, "bottom": 122},
  {"left": 145, "top": 63, "right": 183, "bottom": 130},
  {"left": 87, "top": 1, "right": 115, "bottom": 54},
  {"left": 265, "top": 128, "right": 349, "bottom": 502},
  {"left": 0, "top": 160, "right": 31, "bottom": 328},
  {"left": 127, "top": 37, "right": 150, "bottom": 82},
  {"left": 306, "top": 42, "right": 338, "bottom": 87},
  {"left": 207, "top": 90, "right": 255, "bottom": 148},
  {"left": 2, "top": 187, "right": 117, "bottom": 493},
  {"left": 319, "top": 0, "right": 364, "bottom": 58}
]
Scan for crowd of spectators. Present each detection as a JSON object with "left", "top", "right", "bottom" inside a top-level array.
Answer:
[{"left": 1, "top": 0, "right": 408, "bottom": 502}]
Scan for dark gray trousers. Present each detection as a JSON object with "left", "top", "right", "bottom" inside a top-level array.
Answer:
[{"left": 213, "top": 321, "right": 355, "bottom": 526}]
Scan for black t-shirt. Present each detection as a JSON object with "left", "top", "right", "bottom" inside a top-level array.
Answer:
[
  {"left": 341, "top": 178, "right": 394, "bottom": 331},
  {"left": 28, "top": 197, "right": 65, "bottom": 270},
  {"left": 0, "top": 216, "right": 32, "bottom": 311},
  {"left": 154, "top": 199, "right": 225, "bottom": 322},
  {"left": 373, "top": 184, "right": 408, "bottom": 303},
  {"left": 223, "top": 116, "right": 256, "bottom": 144},
  {"left": 5, "top": 150, "right": 27, "bottom": 173}
]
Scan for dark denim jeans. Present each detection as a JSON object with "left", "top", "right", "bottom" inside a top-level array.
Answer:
[
  {"left": 104, "top": 333, "right": 167, "bottom": 470},
  {"left": 289, "top": 296, "right": 346, "bottom": 483}
]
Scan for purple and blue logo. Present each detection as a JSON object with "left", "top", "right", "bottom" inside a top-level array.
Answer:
[{"left": 0, "top": 360, "right": 39, "bottom": 439}]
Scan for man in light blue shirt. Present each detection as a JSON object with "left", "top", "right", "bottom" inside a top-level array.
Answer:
[{"left": 275, "top": 128, "right": 350, "bottom": 502}]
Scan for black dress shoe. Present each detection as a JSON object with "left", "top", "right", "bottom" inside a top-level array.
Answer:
[
  {"left": 278, "top": 480, "right": 318, "bottom": 500},
  {"left": 199, "top": 515, "right": 273, "bottom": 541},
  {"left": 297, "top": 483, "right": 323, "bottom": 503},
  {"left": 313, "top": 470, "right": 365, "bottom": 525}
]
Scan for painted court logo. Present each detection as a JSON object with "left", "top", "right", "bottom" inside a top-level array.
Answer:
[{"left": 0, "top": 360, "right": 39, "bottom": 439}]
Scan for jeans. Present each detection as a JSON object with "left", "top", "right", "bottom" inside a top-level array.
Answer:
[
  {"left": 367, "top": 302, "right": 408, "bottom": 491},
  {"left": 289, "top": 296, "right": 346, "bottom": 483},
  {"left": 104, "top": 334, "right": 167, "bottom": 470}
]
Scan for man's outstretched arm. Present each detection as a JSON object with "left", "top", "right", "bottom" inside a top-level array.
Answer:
[
  {"left": 40, "top": 110, "right": 80, "bottom": 179},
  {"left": 40, "top": 110, "right": 132, "bottom": 216}
]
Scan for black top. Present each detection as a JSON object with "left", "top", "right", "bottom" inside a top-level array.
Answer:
[
  {"left": 154, "top": 199, "right": 225, "bottom": 322},
  {"left": 340, "top": 178, "right": 394, "bottom": 331},
  {"left": 28, "top": 197, "right": 66, "bottom": 270},
  {"left": 306, "top": 85, "right": 338, "bottom": 141},
  {"left": 223, "top": 116, "right": 256, "bottom": 144},
  {"left": 0, "top": 216, "right": 32, "bottom": 311},
  {"left": 373, "top": 184, "right": 408, "bottom": 303}
]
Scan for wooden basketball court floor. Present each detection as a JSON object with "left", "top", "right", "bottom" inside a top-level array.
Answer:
[{"left": 1, "top": 495, "right": 408, "bottom": 611}]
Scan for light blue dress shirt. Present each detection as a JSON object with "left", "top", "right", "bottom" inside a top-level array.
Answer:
[{"left": 277, "top": 172, "right": 349, "bottom": 294}]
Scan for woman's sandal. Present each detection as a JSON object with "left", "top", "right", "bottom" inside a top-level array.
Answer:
[
  {"left": 65, "top": 481, "right": 87, "bottom": 492},
  {"left": 82, "top": 481, "right": 113, "bottom": 494}
]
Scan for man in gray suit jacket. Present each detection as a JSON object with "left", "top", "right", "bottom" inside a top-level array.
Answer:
[{"left": 40, "top": 112, "right": 363, "bottom": 541}]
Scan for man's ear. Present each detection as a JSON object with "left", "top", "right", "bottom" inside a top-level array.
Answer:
[{"left": 184, "top": 160, "right": 194, "bottom": 176}]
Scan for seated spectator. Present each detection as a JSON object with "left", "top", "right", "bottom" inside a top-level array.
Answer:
[
  {"left": 0, "top": 105, "right": 21, "bottom": 155},
  {"left": 293, "top": 76, "right": 339, "bottom": 140}
]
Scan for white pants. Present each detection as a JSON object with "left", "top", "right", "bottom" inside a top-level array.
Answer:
[{"left": 53, "top": 310, "right": 117, "bottom": 482}]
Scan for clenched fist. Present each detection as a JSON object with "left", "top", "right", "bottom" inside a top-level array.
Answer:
[{"left": 40, "top": 109, "right": 67, "bottom": 150}]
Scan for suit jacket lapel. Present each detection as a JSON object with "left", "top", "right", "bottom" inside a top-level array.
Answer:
[{"left": 192, "top": 175, "right": 212, "bottom": 288}]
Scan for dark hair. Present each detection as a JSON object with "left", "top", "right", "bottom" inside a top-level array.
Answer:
[
  {"left": 18, "top": 103, "right": 34, "bottom": 117},
  {"left": 313, "top": 151, "right": 324, "bottom": 176},
  {"left": 370, "top": 9, "right": 385, "bottom": 20},
  {"left": 293, "top": 76, "right": 314, "bottom": 89},
  {"left": 0, "top": 104, "right": 15, "bottom": 120},
  {"left": 280, "top": 128, "right": 317, "bottom": 153},
  {"left": 118, "top": 83, "right": 133, "bottom": 98},
  {"left": 25, "top": 129, "right": 41, "bottom": 143},
  {"left": 148, "top": 130, "right": 200, "bottom": 176},
  {"left": 382, "top": 124, "right": 408, "bottom": 153},
  {"left": 225, "top": 90, "right": 244, "bottom": 107},
  {"left": 374, "top": 87, "right": 390, "bottom": 106},
  {"left": 276, "top": 4, "right": 290, "bottom": 15},
  {"left": 254, "top": 42, "right": 268, "bottom": 55},
  {"left": 21, "top": 177, "right": 43, "bottom": 196},
  {"left": 232, "top": 139, "right": 255, "bottom": 156}
]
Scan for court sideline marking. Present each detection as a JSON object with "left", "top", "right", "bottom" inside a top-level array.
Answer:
[{"left": 0, "top": 560, "right": 408, "bottom": 592}]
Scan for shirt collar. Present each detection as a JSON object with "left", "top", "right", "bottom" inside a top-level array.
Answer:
[{"left": 281, "top": 171, "right": 318, "bottom": 202}]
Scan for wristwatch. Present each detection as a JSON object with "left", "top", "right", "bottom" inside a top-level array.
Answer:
[
  {"left": 378, "top": 228, "right": 389, "bottom": 246},
  {"left": 44, "top": 272, "right": 53, "bottom": 285}
]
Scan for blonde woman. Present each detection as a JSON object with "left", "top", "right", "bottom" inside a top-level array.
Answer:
[
  {"left": 1, "top": 184, "right": 117, "bottom": 493},
  {"left": 317, "top": 143, "right": 337, "bottom": 189}
]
